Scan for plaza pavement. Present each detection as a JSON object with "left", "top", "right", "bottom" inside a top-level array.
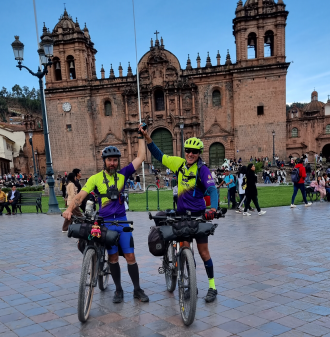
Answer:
[{"left": 1, "top": 204, "right": 330, "bottom": 336}]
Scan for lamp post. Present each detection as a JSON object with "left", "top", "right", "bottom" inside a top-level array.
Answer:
[
  {"left": 29, "top": 132, "right": 38, "bottom": 186},
  {"left": 272, "top": 130, "right": 275, "bottom": 166},
  {"left": 35, "top": 150, "right": 40, "bottom": 180},
  {"left": 180, "top": 122, "right": 184, "bottom": 158},
  {"left": 12, "top": 35, "right": 61, "bottom": 214}
]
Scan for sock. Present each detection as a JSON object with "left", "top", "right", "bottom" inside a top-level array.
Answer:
[
  {"left": 127, "top": 263, "right": 140, "bottom": 291},
  {"left": 109, "top": 262, "right": 122, "bottom": 292},
  {"left": 204, "top": 259, "right": 216, "bottom": 290}
]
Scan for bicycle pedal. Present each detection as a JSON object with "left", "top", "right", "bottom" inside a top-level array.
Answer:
[{"left": 158, "top": 267, "right": 165, "bottom": 274}]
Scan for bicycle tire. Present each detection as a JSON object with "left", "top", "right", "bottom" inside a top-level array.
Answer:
[
  {"left": 178, "top": 248, "right": 197, "bottom": 326},
  {"left": 78, "top": 249, "right": 97, "bottom": 322},
  {"left": 164, "top": 242, "right": 177, "bottom": 292},
  {"left": 98, "top": 250, "right": 110, "bottom": 291}
]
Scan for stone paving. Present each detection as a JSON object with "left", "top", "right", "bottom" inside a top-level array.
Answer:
[{"left": 1, "top": 204, "right": 330, "bottom": 336}]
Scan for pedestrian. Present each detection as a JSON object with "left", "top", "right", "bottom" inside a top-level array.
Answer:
[
  {"left": 305, "top": 163, "right": 311, "bottom": 183},
  {"left": 128, "top": 174, "right": 135, "bottom": 189},
  {"left": 173, "top": 183, "right": 178, "bottom": 208},
  {"left": 155, "top": 175, "right": 160, "bottom": 189},
  {"left": 62, "top": 173, "right": 83, "bottom": 232},
  {"left": 236, "top": 165, "right": 254, "bottom": 214},
  {"left": 281, "top": 167, "right": 287, "bottom": 183},
  {"left": 219, "top": 168, "right": 236, "bottom": 209},
  {"left": 243, "top": 164, "right": 266, "bottom": 216},
  {"left": 61, "top": 173, "right": 67, "bottom": 198},
  {"left": 134, "top": 174, "right": 142, "bottom": 190},
  {"left": 317, "top": 175, "right": 326, "bottom": 201},
  {"left": 290, "top": 158, "right": 312, "bottom": 208}
]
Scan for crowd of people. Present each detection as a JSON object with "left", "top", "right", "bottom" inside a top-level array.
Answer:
[{"left": 0, "top": 173, "right": 44, "bottom": 188}]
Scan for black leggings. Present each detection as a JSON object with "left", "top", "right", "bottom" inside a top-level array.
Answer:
[{"left": 244, "top": 195, "right": 261, "bottom": 212}]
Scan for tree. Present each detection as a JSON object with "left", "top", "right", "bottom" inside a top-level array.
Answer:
[
  {"left": 0, "top": 87, "right": 9, "bottom": 97},
  {"left": 12, "top": 84, "right": 23, "bottom": 98}
]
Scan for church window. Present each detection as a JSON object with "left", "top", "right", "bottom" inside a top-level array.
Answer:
[
  {"left": 212, "top": 90, "right": 221, "bottom": 107},
  {"left": 264, "top": 31, "right": 274, "bottom": 57},
  {"left": 104, "top": 101, "right": 112, "bottom": 116},
  {"left": 326, "top": 125, "right": 330, "bottom": 134},
  {"left": 155, "top": 90, "right": 165, "bottom": 111},
  {"left": 53, "top": 57, "right": 62, "bottom": 81},
  {"left": 292, "top": 128, "right": 298, "bottom": 138},
  {"left": 248, "top": 32, "right": 257, "bottom": 59},
  {"left": 257, "top": 106, "right": 264, "bottom": 115},
  {"left": 67, "top": 55, "right": 76, "bottom": 80},
  {"left": 66, "top": 124, "right": 72, "bottom": 132}
]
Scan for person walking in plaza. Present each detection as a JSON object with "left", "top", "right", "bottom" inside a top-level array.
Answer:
[
  {"left": 243, "top": 164, "right": 266, "bottom": 216},
  {"left": 219, "top": 168, "right": 236, "bottom": 209},
  {"left": 290, "top": 158, "right": 312, "bottom": 208},
  {"left": 2, "top": 186, "right": 20, "bottom": 215},
  {"left": 62, "top": 173, "right": 82, "bottom": 232},
  {"left": 134, "top": 174, "right": 142, "bottom": 190},
  {"left": 305, "top": 163, "right": 311, "bottom": 183}
]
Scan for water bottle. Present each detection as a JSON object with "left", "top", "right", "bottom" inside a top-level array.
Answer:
[{"left": 85, "top": 200, "right": 94, "bottom": 215}]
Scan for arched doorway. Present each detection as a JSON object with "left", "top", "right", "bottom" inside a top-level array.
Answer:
[
  {"left": 209, "top": 142, "right": 225, "bottom": 168},
  {"left": 322, "top": 144, "right": 330, "bottom": 162},
  {"left": 151, "top": 128, "right": 173, "bottom": 170}
]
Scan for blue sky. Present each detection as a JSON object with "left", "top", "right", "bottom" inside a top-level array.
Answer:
[{"left": 1, "top": 0, "right": 329, "bottom": 104}]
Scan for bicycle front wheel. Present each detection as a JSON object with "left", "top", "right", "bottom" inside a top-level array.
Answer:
[
  {"left": 98, "top": 250, "right": 110, "bottom": 291},
  {"left": 178, "top": 248, "right": 197, "bottom": 326},
  {"left": 78, "top": 249, "right": 97, "bottom": 322},
  {"left": 164, "top": 242, "right": 177, "bottom": 292}
]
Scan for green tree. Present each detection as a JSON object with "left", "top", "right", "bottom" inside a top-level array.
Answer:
[{"left": 12, "top": 84, "right": 23, "bottom": 98}]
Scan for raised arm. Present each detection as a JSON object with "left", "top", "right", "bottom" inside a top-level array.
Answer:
[{"left": 132, "top": 137, "right": 146, "bottom": 171}]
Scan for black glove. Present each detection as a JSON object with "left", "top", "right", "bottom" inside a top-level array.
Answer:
[{"left": 204, "top": 210, "right": 216, "bottom": 221}]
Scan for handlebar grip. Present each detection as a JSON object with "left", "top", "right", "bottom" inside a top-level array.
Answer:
[{"left": 123, "top": 227, "right": 134, "bottom": 232}]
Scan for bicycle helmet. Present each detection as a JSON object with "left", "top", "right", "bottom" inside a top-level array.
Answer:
[
  {"left": 184, "top": 137, "right": 204, "bottom": 154},
  {"left": 101, "top": 146, "right": 121, "bottom": 160}
]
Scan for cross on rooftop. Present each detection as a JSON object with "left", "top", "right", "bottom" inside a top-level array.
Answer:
[{"left": 154, "top": 30, "right": 160, "bottom": 40}]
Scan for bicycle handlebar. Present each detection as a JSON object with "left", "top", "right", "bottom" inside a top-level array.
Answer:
[{"left": 148, "top": 211, "right": 225, "bottom": 222}]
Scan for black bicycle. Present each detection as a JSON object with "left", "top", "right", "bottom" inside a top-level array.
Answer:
[
  {"left": 149, "top": 210, "right": 226, "bottom": 326},
  {"left": 67, "top": 213, "right": 133, "bottom": 323}
]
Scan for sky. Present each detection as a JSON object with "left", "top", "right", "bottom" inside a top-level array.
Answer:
[{"left": 0, "top": 0, "right": 329, "bottom": 104}]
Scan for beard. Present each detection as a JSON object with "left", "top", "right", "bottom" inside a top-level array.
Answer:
[{"left": 105, "top": 167, "right": 117, "bottom": 175}]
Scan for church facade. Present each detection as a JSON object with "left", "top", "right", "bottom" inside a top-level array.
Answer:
[{"left": 44, "top": 0, "right": 290, "bottom": 177}]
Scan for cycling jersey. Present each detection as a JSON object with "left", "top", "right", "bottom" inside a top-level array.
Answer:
[{"left": 82, "top": 163, "right": 135, "bottom": 218}]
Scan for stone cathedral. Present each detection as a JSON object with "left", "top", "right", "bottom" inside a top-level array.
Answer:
[{"left": 44, "top": 0, "right": 291, "bottom": 177}]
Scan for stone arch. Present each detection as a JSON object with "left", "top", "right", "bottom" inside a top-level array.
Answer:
[
  {"left": 52, "top": 57, "right": 62, "bottom": 81},
  {"left": 150, "top": 128, "right": 173, "bottom": 169},
  {"left": 322, "top": 144, "right": 330, "bottom": 162},
  {"left": 66, "top": 55, "right": 76, "bottom": 80},
  {"left": 247, "top": 32, "right": 257, "bottom": 59},
  {"left": 209, "top": 142, "right": 225, "bottom": 168},
  {"left": 264, "top": 30, "right": 275, "bottom": 57}
]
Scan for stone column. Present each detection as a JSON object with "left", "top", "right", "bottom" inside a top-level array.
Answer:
[
  {"left": 192, "top": 90, "right": 196, "bottom": 115},
  {"left": 125, "top": 96, "right": 129, "bottom": 121},
  {"left": 166, "top": 92, "right": 170, "bottom": 117},
  {"left": 175, "top": 91, "right": 178, "bottom": 116},
  {"left": 179, "top": 91, "right": 183, "bottom": 116},
  {"left": 172, "top": 136, "right": 177, "bottom": 156},
  {"left": 127, "top": 133, "right": 132, "bottom": 162}
]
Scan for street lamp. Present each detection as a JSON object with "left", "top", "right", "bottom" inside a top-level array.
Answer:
[
  {"left": 12, "top": 35, "right": 61, "bottom": 214},
  {"left": 180, "top": 122, "right": 184, "bottom": 158},
  {"left": 35, "top": 150, "right": 40, "bottom": 179},
  {"left": 272, "top": 130, "right": 275, "bottom": 166},
  {"left": 29, "top": 132, "right": 38, "bottom": 186}
]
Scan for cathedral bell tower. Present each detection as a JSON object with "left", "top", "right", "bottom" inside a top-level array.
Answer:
[
  {"left": 43, "top": 9, "right": 97, "bottom": 88},
  {"left": 233, "top": 0, "right": 288, "bottom": 65}
]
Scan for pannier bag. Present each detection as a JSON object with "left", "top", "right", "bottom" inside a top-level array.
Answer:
[
  {"left": 68, "top": 223, "right": 119, "bottom": 249},
  {"left": 172, "top": 220, "right": 199, "bottom": 239},
  {"left": 148, "top": 226, "right": 166, "bottom": 256}
]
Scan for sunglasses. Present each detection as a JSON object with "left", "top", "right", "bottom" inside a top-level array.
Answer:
[{"left": 185, "top": 148, "right": 200, "bottom": 155}]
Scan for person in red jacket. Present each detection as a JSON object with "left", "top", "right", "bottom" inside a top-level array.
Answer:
[{"left": 291, "top": 158, "right": 312, "bottom": 208}]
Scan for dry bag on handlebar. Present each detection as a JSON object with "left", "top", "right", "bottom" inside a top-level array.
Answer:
[
  {"left": 194, "top": 223, "right": 218, "bottom": 239},
  {"left": 172, "top": 220, "right": 199, "bottom": 239},
  {"left": 68, "top": 223, "right": 119, "bottom": 249}
]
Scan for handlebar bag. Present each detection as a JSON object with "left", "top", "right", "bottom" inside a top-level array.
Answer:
[
  {"left": 172, "top": 220, "right": 199, "bottom": 239},
  {"left": 159, "top": 226, "right": 176, "bottom": 242},
  {"left": 68, "top": 223, "right": 119, "bottom": 249},
  {"left": 194, "top": 223, "right": 218, "bottom": 239},
  {"left": 148, "top": 226, "right": 166, "bottom": 256}
]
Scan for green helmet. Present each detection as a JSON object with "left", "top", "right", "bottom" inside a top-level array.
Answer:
[{"left": 184, "top": 137, "right": 204, "bottom": 154}]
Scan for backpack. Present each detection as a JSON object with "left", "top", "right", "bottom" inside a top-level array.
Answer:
[{"left": 291, "top": 167, "right": 300, "bottom": 183}]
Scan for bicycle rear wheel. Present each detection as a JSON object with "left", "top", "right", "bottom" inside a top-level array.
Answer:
[
  {"left": 164, "top": 242, "right": 177, "bottom": 292},
  {"left": 178, "top": 248, "right": 197, "bottom": 326},
  {"left": 98, "top": 250, "right": 110, "bottom": 291},
  {"left": 78, "top": 249, "right": 97, "bottom": 322}
]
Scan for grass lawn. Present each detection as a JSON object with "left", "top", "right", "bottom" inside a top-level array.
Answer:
[{"left": 16, "top": 185, "right": 307, "bottom": 213}]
